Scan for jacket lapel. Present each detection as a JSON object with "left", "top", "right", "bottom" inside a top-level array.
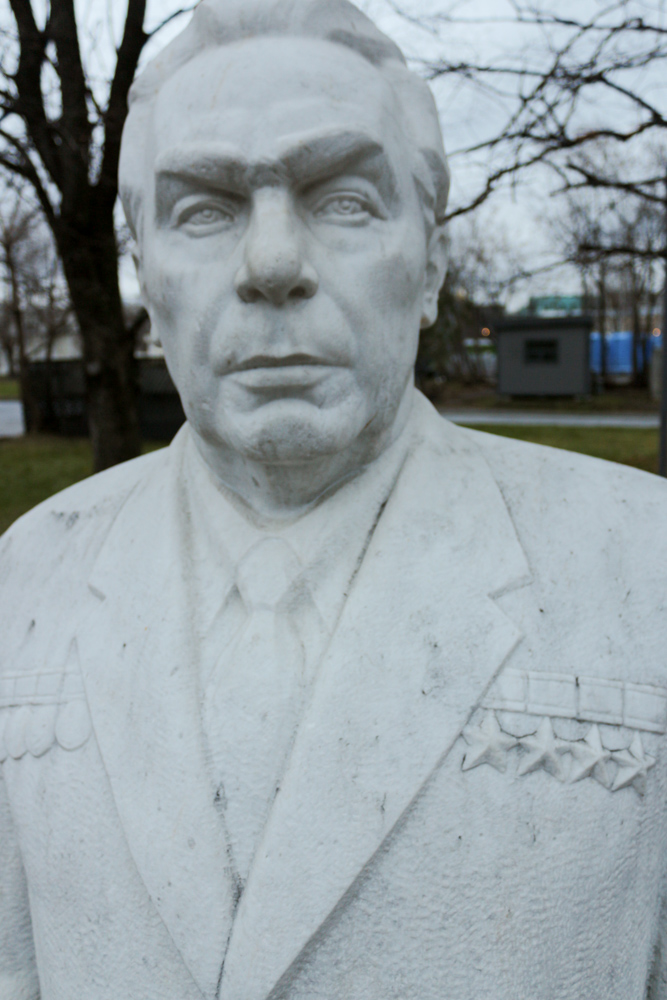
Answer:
[
  {"left": 77, "top": 431, "right": 235, "bottom": 1000},
  {"left": 219, "top": 398, "right": 532, "bottom": 1000}
]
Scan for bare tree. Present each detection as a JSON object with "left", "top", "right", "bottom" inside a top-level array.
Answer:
[
  {"left": 0, "top": 303, "right": 16, "bottom": 378},
  {"left": 0, "top": 184, "right": 73, "bottom": 428},
  {"left": 387, "top": 0, "right": 667, "bottom": 400},
  {"left": 608, "top": 206, "right": 663, "bottom": 384},
  {"left": 0, "top": 192, "right": 42, "bottom": 429},
  {"left": 0, "top": 1, "right": 192, "bottom": 469},
  {"left": 552, "top": 145, "right": 663, "bottom": 385},
  {"left": 401, "top": 0, "right": 667, "bottom": 221}
]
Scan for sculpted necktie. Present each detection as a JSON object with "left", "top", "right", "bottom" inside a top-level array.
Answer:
[{"left": 203, "top": 536, "right": 310, "bottom": 885}]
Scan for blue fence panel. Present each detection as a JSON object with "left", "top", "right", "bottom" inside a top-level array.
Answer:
[{"left": 590, "top": 331, "right": 662, "bottom": 374}]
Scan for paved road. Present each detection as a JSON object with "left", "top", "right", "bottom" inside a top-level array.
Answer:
[
  {"left": 0, "top": 400, "right": 660, "bottom": 438},
  {"left": 441, "top": 409, "right": 660, "bottom": 429},
  {"left": 0, "top": 401, "right": 24, "bottom": 437}
]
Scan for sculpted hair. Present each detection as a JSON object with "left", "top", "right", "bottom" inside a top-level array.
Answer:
[{"left": 118, "top": 0, "right": 450, "bottom": 241}]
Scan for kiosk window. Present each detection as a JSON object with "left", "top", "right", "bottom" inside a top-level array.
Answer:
[{"left": 524, "top": 339, "right": 559, "bottom": 364}]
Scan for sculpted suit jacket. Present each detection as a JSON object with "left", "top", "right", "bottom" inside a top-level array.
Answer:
[{"left": 2, "top": 392, "right": 667, "bottom": 1000}]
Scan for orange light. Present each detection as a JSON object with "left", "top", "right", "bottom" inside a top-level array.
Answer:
[
  {"left": 481, "top": 328, "right": 491, "bottom": 337},
  {"left": 653, "top": 328, "right": 662, "bottom": 338}
]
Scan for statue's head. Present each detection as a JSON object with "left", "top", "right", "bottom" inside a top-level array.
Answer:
[{"left": 119, "top": 0, "right": 449, "bottom": 471}]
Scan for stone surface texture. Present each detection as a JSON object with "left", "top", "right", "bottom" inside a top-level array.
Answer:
[{"left": 1, "top": 1, "right": 667, "bottom": 998}]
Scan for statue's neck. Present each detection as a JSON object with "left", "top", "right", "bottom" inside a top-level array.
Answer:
[{"left": 192, "top": 389, "right": 415, "bottom": 523}]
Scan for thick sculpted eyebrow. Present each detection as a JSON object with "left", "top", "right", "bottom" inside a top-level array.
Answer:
[{"left": 154, "top": 128, "right": 395, "bottom": 194}]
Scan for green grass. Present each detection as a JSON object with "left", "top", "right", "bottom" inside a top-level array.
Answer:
[
  {"left": 466, "top": 424, "right": 659, "bottom": 476},
  {"left": 424, "top": 380, "right": 659, "bottom": 413},
  {"left": 0, "top": 436, "right": 166, "bottom": 535},
  {"left": 0, "top": 427, "right": 661, "bottom": 536},
  {"left": 0, "top": 379, "right": 20, "bottom": 400},
  {"left": 484, "top": 390, "right": 659, "bottom": 413}
]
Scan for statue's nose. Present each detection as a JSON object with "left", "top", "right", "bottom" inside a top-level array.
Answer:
[{"left": 234, "top": 190, "right": 318, "bottom": 306}]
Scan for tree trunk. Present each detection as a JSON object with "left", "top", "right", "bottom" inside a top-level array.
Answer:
[
  {"left": 631, "top": 295, "right": 646, "bottom": 388},
  {"left": 42, "top": 295, "right": 58, "bottom": 432},
  {"left": 628, "top": 259, "right": 648, "bottom": 388},
  {"left": 0, "top": 337, "right": 16, "bottom": 379},
  {"left": 85, "top": 320, "right": 140, "bottom": 473},
  {"left": 5, "top": 241, "right": 42, "bottom": 432},
  {"left": 597, "top": 266, "right": 608, "bottom": 385},
  {"left": 57, "top": 220, "right": 140, "bottom": 472}
]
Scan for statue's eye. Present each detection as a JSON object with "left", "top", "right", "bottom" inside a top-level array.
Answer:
[
  {"left": 314, "top": 193, "right": 371, "bottom": 221},
  {"left": 176, "top": 203, "right": 236, "bottom": 232},
  {"left": 190, "top": 207, "right": 224, "bottom": 224}
]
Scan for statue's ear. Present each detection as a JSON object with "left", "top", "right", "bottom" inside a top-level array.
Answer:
[{"left": 421, "top": 223, "right": 447, "bottom": 329}]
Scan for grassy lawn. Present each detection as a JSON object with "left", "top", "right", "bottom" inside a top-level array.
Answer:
[
  {"left": 0, "top": 436, "right": 166, "bottom": 535},
  {"left": 465, "top": 424, "right": 659, "bottom": 476},
  {"left": 0, "top": 426, "right": 661, "bottom": 535},
  {"left": 0, "top": 379, "right": 20, "bottom": 400},
  {"left": 423, "top": 379, "right": 659, "bottom": 413}
]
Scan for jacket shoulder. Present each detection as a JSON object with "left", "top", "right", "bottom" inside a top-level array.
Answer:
[
  {"left": 466, "top": 424, "right": 667, "bottom": 526},
  {"left": 453, "top": 429, "right": 667, "bottom": 728},
  {"left": 465, "top": 425, "right": 667, "bottom": 579},
  {"left": 463, "top": 426, "right": 667, "bottom": 669},
  {"left": 0, "top": 446, "right": 169, "bottom": 596}
]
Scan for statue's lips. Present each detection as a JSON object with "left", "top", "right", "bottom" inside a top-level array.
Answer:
[{"left": 223, "top": 354, "right": 345, "bottom": 390}]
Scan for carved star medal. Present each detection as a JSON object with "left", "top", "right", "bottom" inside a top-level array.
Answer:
[
  {"left": 568, "top": 724, "right": 612, "bottom": 788},
  {"left": 517, "top": 717, "right": 568, "bottom": 781},
  {"left": 612, "top": 732, "right": 656, "bottom": 796},
  {"left": 462, "top": 712, "right": 517, "bottom": 773}
]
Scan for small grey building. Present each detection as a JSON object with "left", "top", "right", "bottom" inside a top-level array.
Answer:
[{"left": 495, "top": 316, "right": 593, "bottom": 396}]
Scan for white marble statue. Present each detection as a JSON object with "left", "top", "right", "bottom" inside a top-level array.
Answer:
[{"left": 2, "top": 1, "right": 667, "bottom": 997}]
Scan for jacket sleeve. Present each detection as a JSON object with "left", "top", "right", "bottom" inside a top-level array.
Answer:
[{"left": 0, "top": 768, "right": 40, "bottom": 1000}]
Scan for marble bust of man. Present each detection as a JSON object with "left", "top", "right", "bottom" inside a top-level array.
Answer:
[{"left": 2, "top": 1, "right": 667, "bottom": 998}]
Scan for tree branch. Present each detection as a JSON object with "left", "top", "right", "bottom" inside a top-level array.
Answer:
[
  {"left": 0, "top": 131, "right": 56, "bottom": 229},
  {"left": 97, "top": 0, "right": 147, "bottom": 212},
  {"left": 146, "top": 6, "right": 196, "bottom": 39},
  {"left": 7, "top": 0, "right": 61, "bottom": 186},
  {"left": 578, "top": 242, "right": 665, "bottom": 260},
  {"left": 46, "top": 0, "right": 92, "bottom": 207}
]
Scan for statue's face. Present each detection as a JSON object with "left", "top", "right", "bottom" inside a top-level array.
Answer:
[{"left": 140, "top": 36, "right": 439, "bottom": 465}]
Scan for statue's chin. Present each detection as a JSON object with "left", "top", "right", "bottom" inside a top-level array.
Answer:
[
  {"left": 194, "top": 399, "right": 375, "bottom": 468},
  {"left": 227, "top": 421, "right": 361, "bottom": 467}
]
